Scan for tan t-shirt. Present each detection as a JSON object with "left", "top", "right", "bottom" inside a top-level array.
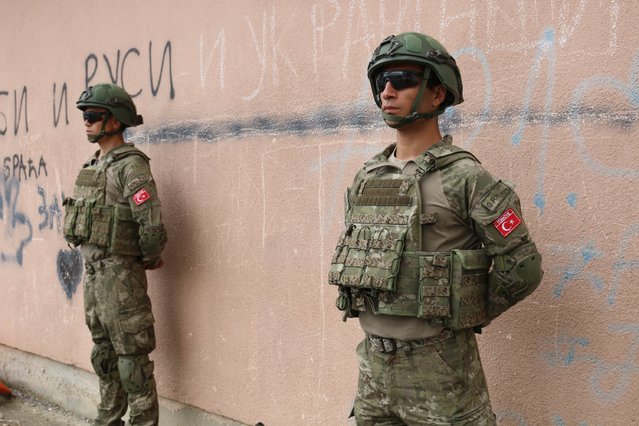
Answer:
[{"left": 358, "top": 145, "right": 482, "bottom": 340}]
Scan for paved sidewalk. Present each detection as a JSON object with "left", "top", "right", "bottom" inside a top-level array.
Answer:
[{"left": 0, "top": 389, "right": 91, "bottom": 426}]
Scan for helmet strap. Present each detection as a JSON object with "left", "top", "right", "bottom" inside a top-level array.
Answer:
[
  {"left": 381, "top": 68, "right": 445, "bottom": 128},
  {"left": 86, "top": 111, "right": 125, "bottom": 143}
]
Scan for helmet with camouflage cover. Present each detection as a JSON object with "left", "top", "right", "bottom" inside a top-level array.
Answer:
[
  {"left": 77, "top": 83, "right": 143, "bottom": 142},
  {"left": 367, "top": 32, "right": 463, "bottom": 126}
]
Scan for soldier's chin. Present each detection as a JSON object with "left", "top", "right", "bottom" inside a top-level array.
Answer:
[{"left": 383, "top": 119, "right": 402, "bottom": 129}]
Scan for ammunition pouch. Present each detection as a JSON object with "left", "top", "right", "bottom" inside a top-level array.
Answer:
[
  {"left": 63, "top": 198, "right": 142, "bottom": 257},
  {"left": 63, "top": 197, "right": 92, "bottom": 246},
  {"left": 328, "top": 226, "right": 405, "bottom": 292},
  {"left": 418, "top": 249, "right": 491, "bottom": 329},
  {"left": 329, "top": 227, "right": 490, "bottom": 329}
]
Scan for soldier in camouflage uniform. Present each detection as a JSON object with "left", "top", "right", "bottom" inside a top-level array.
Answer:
[
  {"left": 63, "top": 83, "right": 167, "bottom": 426},
  {"left": 328, "top": 33, "right": 543, "bottom": 425}
]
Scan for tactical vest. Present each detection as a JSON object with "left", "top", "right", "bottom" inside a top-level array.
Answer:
[
  {"left": 63, "top": 145, "right": 147, "bottom": 257},
  {"left": 329, "top": 144, "right": 491, "bottom": 330}
]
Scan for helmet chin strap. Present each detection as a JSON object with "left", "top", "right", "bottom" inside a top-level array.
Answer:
[
  {"left": 381, "top": 68, "right": 446, "bottom": 128},
  {"left": 87, "top": 111, "right": 125, "bottom": 143}
]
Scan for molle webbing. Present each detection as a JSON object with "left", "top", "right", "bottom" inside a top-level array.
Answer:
[
  {"left": 63, "top": 148, "right": 145, "bottom": 257},
  {"left": 329, "top": 226, "right": 404, "bottom": 292},
  {"left": 329, "top": 144, "right": 490, "bottom": 329},
  {"left": 75, "top": 169, "right": 102, "bottom": 187},
  {"left": 418, "top": 249, "right": 491, "bottom": 329},
  {"left": 354, "top": 179, "right": 412, "bottom": 207},
  {"left": 331, "top": 242, "right": 490, "bottom": 329},
  {"left": 350, "top": 214, "right": 409, "bottom": 225}
]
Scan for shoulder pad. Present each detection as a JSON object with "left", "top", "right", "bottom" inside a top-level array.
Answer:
[
  {"left": 428, "top": 144, "right": 480, "bottom": 170},
  {"left": 363, "top": 143, "right": 395, "bottom": 167},
  {"left": 81, "top": 150, "right": 100, "bottom": 168},
  {"left": 108, "top": 143, "right": 150, "bottom": 164}
]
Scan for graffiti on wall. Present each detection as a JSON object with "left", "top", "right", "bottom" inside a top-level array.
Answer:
[
  {"left": 0, "top": 87, "right": 28, "bottom": 136},
  {"left": 56, "top": 248, "right": 83, "bottom": 299},
  {"left": 0, "top": 39, "right": 175, "bottom": 298},
  {"left": 0, "top": 1, "right": 637, "bottom": 422},
  {"left": 0, "top": 40, "right": 174, "bottom": 138},
  {"left": 3, "top": 154, "right": 48, "bottom": 182},
  {"left": 84, "top": 41, "right": 175, "bottom": 99},
  {"left": 0, "top": 174, "right": 32, "bottom": 265}
]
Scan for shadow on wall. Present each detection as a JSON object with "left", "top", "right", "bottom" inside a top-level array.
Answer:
[{"left": 153, "top": 175, "right": 196, "bottom": 392}]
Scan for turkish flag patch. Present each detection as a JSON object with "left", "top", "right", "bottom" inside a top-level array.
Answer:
[
  {"left": 132, "top": 188, "right": 151, "bottom": 206},
  {"left": 493, "top": 208, "right": 521, "bottom": 237}
]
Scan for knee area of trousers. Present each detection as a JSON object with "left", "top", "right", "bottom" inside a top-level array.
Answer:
[
  {"left": 118, "top": 354, "right": 154, "bottom": 394},
  {"left": 90, "top": 343, "right": 117, "bottom": 380}
]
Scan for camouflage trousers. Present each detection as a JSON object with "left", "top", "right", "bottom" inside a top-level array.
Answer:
[
  {"left": 354, "top": 328, "right": 496, "bottom": 425},
  {"left": 83, "top": 256, "right": 158, "bottom": 426}
]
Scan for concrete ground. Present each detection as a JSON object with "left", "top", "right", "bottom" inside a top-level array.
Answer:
[
  {"left": 1, "top": 344, "right": 247, "bottom": 426},
  {"left": 0, "top": 388, "right": 91, "bottom": 426}
]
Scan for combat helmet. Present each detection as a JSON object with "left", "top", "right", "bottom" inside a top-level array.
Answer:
[
  {"left": 367, "top": 32, "right": 463, "bottom": 127},
  {"left": 76, "top": 83, "right": 143, "bottom": 142}
]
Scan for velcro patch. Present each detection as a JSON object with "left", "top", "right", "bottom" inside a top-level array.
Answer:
[
  {"left": 493, "top": 208, "right": 521, "bottom": 237},
  {"left": 482, "top": 181, "right": 511, "bottom": 212},
  {"left": 127, "top": 175, "right": 148, "bottom": 191},
  {"left": 132, "top": 188, "right": 151, "bottom": 206}
]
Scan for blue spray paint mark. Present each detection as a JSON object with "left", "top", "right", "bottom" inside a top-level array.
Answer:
[
  {"left": 544, "top": 325, "right": 639, "bottom": 403},
  {"left": 553, "top": 416, "right": 589, "bottom": 426},
  {"left": 0, "top": 175, "right": 33, "bottom": 266},
  {"left": 511, "top": 28, "right": 556, "bottom": 215},
  {"left": 449, "top": 46, "right": 493, "bottom": 150},
  {"left": 544, "top": 334, "right": 590, "bottom": 367},
  {"left": 496, "top": 411, "right": 528, "bottom": 425},
  {"left": 534, "top": 192, "right": 546, "bottom": 211},
  {"left": 566, "top": 192, "right": 578, "bottom": 208},
  {"left": 550, "top": 226, "right": 639, "bottom": 307},
  {"left": 590, "top": 324, "right": 639, "bottom": 402},
  {"left": 569, "top": 49, "right": 639, "bottom": 178},
  {"left": 553, "top": 415, "right": 566, "bottom": 426},
  {"left": 609, "top": 223, "right": 639, "bottom": 305},
  {"left": 552, "top": 243, "right": 604, "bottom": 298},
  {"left": 511, "top": 27, "right": 556, "bottom": 147}
]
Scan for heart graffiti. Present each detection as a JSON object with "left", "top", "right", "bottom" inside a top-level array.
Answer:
[{"left": 56, "top": 248, "right": 83, "bottom": 299}]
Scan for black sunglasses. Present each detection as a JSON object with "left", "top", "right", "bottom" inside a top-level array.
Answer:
[
  {"left": 82, "top": 111, "right": 107, "bottom": 124},
  {"left": 375, "top": 70, "right": 424, "bottom": 93}
]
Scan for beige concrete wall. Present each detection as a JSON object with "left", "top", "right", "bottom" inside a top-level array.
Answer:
[{"left": 1, "top": 1, "right": 638, "bottom": 424}]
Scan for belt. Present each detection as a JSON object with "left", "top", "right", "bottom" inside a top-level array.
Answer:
[
  {"left": 367, "top": 329, "right": 455, "bottom": 355},
  {"left": 84, "top": 255, "right": 140, "bottom": 275}
]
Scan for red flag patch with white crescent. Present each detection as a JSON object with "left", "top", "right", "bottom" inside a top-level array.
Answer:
[
  {"left": 132, "top": 188, "right": 151, "bottom": 206},
  {"left": 493, "top": 208, "right": 521, "bottom": 237}
]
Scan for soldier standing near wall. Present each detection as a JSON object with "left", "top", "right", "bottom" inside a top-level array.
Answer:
[
  {"left": 63, "top": 83, "right": 167, "bottom": 426},
  {"left": 328, "top": 33, "right": 543, "bottom": 425}
]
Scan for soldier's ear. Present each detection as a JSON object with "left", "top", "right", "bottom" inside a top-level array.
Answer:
[{"left": 433, "top": 84, "right": 446, "bottom": 108}]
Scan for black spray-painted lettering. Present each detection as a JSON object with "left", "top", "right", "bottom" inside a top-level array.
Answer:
[
  {"left": 13, "top": 86, "right": 28, "bottom": 135},
  {"left": 84, "top": 40, "right": 174, "bottom": 99},
  {"left": 0, "top": 87, "right": 28, "bottom": 136},
  {"left": 52, "top": 82, "right": 68, "bottom": 127},
  {"left": 149, "top": 41, "right": 175, "bottom": 99},
  {"left": 37, "top": 186, "right": 64, "bottom": 232},
  {"left": 0, "top": 90, "right": 7, "bottom": 135},
  {"left": 3, "top": 154, "right": 48, "bottom": 182}
]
